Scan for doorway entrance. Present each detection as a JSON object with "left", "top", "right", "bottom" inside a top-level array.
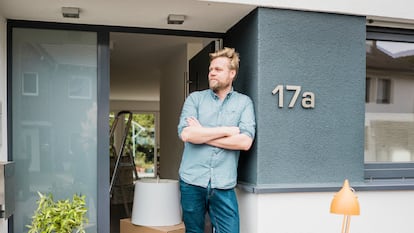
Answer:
[
  {"left": 108, "top": 32, "right": 218, "bottom": 233},
  {"left": 7, "top": 22, "right": 221, "bottom": 233}
]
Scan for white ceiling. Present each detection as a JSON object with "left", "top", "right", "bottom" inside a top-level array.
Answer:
[
  {"left": 0, "top": 0, "right": 256, "bottom": 101},
  {"left": 0, "top": 0, "right": 255, "bottom": 32},
  {"left": 109, "top": 32, "right": 216, "bottom": 101}
]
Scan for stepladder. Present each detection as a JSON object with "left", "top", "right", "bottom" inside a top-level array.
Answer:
[{"left": 109, "top": 110, "right": 139, "bottom": 217}]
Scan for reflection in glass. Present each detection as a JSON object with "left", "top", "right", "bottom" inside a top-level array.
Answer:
[
  {"left": 376, "top": 78, "right": 391, "bottom": 104},
  {"left": 365, "top": 40, "right": 414, "bottom": 162},
  {"left": 12, "top": 28, "right": 98, "bottom": 232}
]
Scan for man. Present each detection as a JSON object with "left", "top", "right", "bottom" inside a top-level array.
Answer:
[{"left": 177, "top": 47, "right": 256, "bottom": 233}]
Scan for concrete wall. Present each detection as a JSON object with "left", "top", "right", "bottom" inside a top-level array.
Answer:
[
  {"left": 0, "top": 12, "right": 7, "bottom": 233},
  {"left": 225, "top": 7, "right": 414, "bottom": 233},
  {"left": 227, "top": 7, "right": 365, "bottom": 188}
]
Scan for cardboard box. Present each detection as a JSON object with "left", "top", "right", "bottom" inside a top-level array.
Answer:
[{"left": 120, "top": 218, "right": 185, "bottom": 233}]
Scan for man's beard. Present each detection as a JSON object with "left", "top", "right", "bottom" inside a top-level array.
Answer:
[{"left": 209, "top": 79, "right": 230, "bottom": 92}]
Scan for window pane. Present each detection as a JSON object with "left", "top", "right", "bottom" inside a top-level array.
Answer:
[
  {"left": 365, "top": 40, "right": 414, "bottom": 162},
  {"left": 109, "top": 112, "right": 157, "bottom": 179},
  {"left": 365, "top": 77, "right": 371, "bottom": 103},
  {"left": 376, "top": 78, "right": 391, "bottom": 104},
  {"left": 12, "top": 28, "right": 98, "bottom": 232},
  {"left": 132, "top": 113, "right": 156, "bottom": 178}
]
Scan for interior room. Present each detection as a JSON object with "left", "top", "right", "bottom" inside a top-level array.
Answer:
[{"left": 108, "top": 31, "right": 217, "bottom": 233}]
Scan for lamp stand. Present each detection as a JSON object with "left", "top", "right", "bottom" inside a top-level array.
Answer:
[{"left": 341, "top": 215, "right": 352, "bottom": 233}]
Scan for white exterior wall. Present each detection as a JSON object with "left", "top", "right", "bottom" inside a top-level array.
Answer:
[
  {"left": 238, "top": 189, "right": 414, "bottom": 233},
  {"left": 0, "top": 13, "right": 7, "bottom": 233},
  {"left": 214, "top": 0, "right": 414, "bottom": 24}
]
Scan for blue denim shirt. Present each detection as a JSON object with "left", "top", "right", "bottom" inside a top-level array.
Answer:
[{"left": 178, "top": 89, "right": 256, "bottom": 189}]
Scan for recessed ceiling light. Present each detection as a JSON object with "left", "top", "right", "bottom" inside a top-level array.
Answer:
[
  {"left": 62, "top": 7, "right": 80, "bottom": 18},
  {"left": 167, "top": 14, "right": 185, "bottom": 25}
]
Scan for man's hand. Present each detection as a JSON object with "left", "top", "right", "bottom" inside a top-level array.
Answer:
[{"left": 186, "top": 116, "right": 202, "bottom": 127}]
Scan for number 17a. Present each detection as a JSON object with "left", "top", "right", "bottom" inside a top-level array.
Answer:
[{"left": 271, "top": 85, "right": 315, "bottom": 109}]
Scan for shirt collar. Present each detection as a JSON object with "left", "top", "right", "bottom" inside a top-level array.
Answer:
[{"left": 209, "top": 87, "right": 234, "bottom": 100}]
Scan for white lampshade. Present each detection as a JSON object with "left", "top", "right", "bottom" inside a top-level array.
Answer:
[{"left": 131, "top": 178, "right": 182, "bottom": 226}]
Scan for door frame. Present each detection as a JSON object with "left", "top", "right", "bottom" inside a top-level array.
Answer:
[
  {"left": 6, "top": 20, "right": 111, "bottom": 233},
  {"left": 6, "top": 19, "right": 223, "bottom": 233}
]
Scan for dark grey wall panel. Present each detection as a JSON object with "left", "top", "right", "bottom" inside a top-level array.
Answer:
[
  {"left": 225, "top": 9, "right": 259, "bottom": 185},
  {"left": 226, "top": 8, "right": 366, "bottom": 188}
]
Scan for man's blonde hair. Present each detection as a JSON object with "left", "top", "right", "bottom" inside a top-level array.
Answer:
[{"left": 209, "top": 47, "right": 240, "bottom": 75}]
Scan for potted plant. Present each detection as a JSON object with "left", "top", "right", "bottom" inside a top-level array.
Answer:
[{"left": 27, "top": 192, "right": 88, "bottom": 233}]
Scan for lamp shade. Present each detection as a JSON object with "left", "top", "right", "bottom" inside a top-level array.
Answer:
[
  {"left": 330, "top": 179, "right": 360, "bottom": 216},
  {"left": 131, "top": 179, "right": 182, "bottom": 226}
]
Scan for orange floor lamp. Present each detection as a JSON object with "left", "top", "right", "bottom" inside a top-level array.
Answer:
[{"left": 330, "top": 179, "right": 360, "bottom": 233}]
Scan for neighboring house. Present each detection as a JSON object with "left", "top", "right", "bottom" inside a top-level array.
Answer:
[{"left": 1, "top": 1, "right": 414, "bottom": 233}]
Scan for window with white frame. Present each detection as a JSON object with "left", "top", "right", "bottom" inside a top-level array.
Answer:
[
  {"left": 365, "top": 28, "right": 414, "bottom": 180},
  {"left": 365, "top": 76, "right": 392, "bottom": 104}
]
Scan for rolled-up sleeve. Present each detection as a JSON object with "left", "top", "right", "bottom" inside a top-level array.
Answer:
[
  {"left": 238, "top": 98, "right": 256, "bottom": 139},
  {"left": 178, "top": 93, "right": 199, "bottom": 139}
]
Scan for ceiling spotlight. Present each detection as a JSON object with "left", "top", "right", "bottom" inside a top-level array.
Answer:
[
  {"left": 62, "top": 7, "right": 80, "bottom": 18},
  {"left": 167, "top": 14, "right": 185, "bottom": 25}
]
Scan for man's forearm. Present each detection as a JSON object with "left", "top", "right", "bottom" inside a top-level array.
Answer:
[
  {"left": 206, "top": 133, "right": 253, "bottom": 151},
  {"left": 180, "top": 126, "right": 239, "bottom": 144}
]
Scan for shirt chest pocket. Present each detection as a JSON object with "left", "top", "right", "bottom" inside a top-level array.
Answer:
[
  {"left": 222, "top": 109, "right": 241, "bottom": 126},
  {"left": 198, "top": 107, "right": 241, "bottom": 127}
]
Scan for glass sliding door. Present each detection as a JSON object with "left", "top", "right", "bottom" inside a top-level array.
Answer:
[{"left": 11, "top": 28, "right": 98, "bottom": 233}]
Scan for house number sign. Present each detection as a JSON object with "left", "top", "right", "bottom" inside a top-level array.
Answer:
[{"left": 272, "top": 85, "right": 315, "bottom": 109}]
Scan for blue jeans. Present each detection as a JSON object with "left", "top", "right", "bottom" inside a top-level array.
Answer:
[{"left": 180, "top": 180, "right": 240, "bottom": 233}]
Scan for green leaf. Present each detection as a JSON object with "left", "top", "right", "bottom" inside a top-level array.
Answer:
[{"left": 26, "top": 192, "right": 88, "bottom": 233}]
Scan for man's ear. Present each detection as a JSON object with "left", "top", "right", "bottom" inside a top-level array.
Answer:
[{"left": 230, "top": 70, "right": 236, "bottom": 79}]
